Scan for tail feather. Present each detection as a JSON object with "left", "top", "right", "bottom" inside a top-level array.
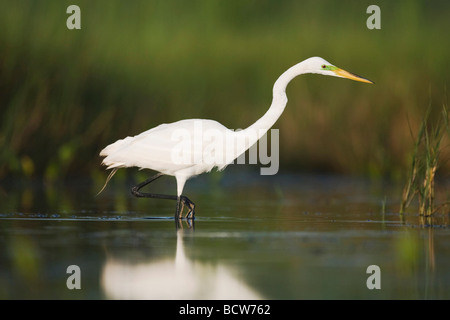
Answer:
[
  {"left": 100, "top": 136, "right": 133, "bottom": 156},
  {"left": 96, "top": 168, "right": 119, "bottom": 196}
]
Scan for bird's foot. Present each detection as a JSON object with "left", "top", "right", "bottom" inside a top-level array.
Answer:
[{"left": 177, "top": 196, "right": 195, "bottom": 220}]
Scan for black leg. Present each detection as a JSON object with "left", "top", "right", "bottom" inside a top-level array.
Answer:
[
  {"left": 131, "top": 173, "right": 175, "bottom": 199},
  {"left": 131, "top": 173, "right": 195, "bottom": 220},
  {"left": 175, "top": 195, "right": 195, "bottom": 219},
  {"left": 180, "top": 196, "right": 195, "bottom": 219}
]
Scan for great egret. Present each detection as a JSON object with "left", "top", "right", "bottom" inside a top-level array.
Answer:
[{"left": 99, "top": 57, "right": 373, "bottom": 219}]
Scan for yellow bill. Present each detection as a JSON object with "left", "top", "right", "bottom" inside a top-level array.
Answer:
[{"left": 333, "top": 68, "right": 374, "bottom": 84}]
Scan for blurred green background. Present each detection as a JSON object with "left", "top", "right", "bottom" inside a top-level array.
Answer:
[{"left": 0, "top": 0, "right": 449, "bottom": 182}]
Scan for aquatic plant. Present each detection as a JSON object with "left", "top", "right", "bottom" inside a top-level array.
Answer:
[{"left": 400, "top": 104, "right": 449, "bottom": 216}]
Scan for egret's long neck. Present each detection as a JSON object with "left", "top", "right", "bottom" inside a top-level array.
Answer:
[{"left": 240, "top": 61, "right": 306, "bottom": 146}]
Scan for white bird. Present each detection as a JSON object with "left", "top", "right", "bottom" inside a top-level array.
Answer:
[{"left": 99, "top": 57, "right": 373, "bottom": 219}]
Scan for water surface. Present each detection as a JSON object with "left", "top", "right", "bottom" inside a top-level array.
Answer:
[{"left": 1, "top": 171, "right": 449, "bottom": 299}]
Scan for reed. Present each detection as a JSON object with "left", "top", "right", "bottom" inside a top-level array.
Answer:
[{"left": 400, "top": 104, "right": 449, "bottom": 216}]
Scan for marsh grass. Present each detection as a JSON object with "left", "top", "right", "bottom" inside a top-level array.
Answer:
[
  {"left": 400, "top": 104, "right": 449, "bottom": 216},
  {"left": 0, "top": 1, "right": 449, "bottom": 180}
]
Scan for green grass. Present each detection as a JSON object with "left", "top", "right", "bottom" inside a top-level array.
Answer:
[
  {"left": 400, "top": 104, "right": 450, "bottom": 216},
  {"left": 0, "top": 0, "right": 449, "bottom": 182}
]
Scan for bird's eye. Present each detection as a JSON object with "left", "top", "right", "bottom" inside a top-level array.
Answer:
[{"left": 321, "top": 64, "right": 326, "bottom": 69}]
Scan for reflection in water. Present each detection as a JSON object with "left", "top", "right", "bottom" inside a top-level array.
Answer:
[
  {"left": 1, "top": 175, "right": 449, "bottom": 299},
  {"left": 101, "top": 228, "right": 264, "bottom": 300}
]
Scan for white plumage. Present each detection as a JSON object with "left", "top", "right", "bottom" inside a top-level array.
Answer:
[{"left": 99, "top": 57, "right": 372, "bottom": 219}]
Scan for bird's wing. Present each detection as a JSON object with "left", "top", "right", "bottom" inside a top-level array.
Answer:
[{"left": 100, "top": 119, "right": 232, "bottom": 175}]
